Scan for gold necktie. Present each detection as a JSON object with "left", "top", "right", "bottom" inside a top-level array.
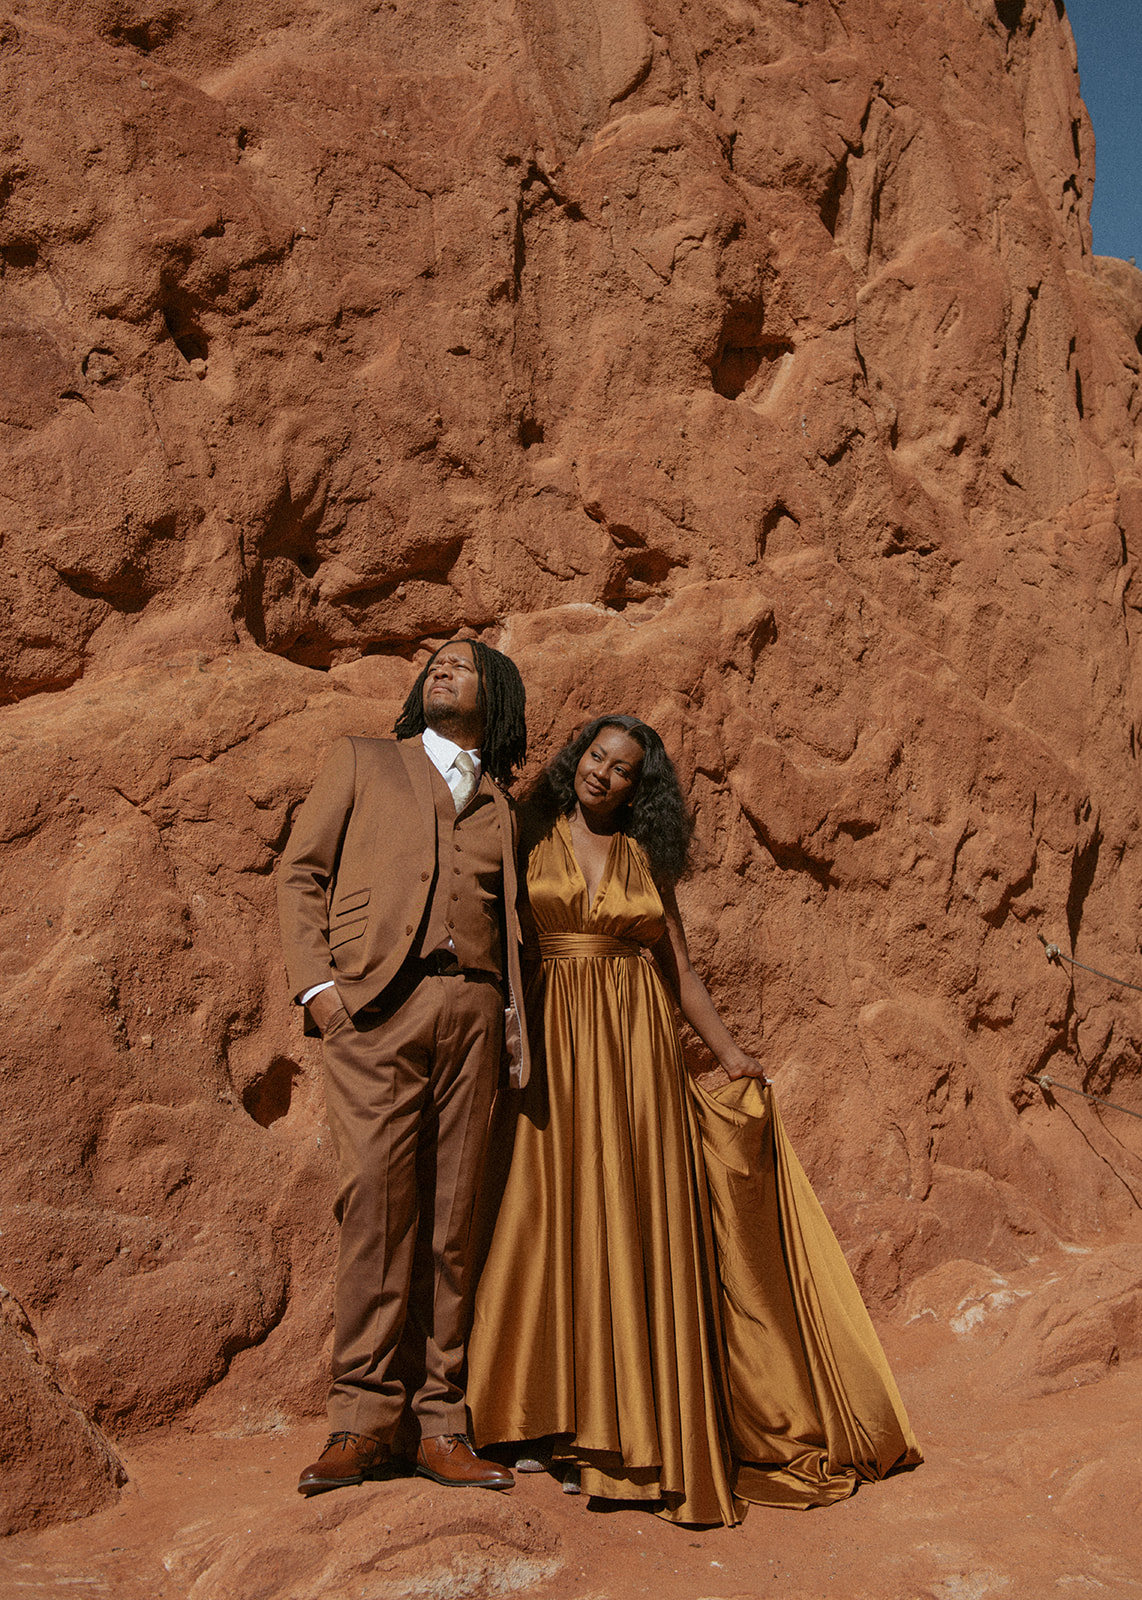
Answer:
[{"left": 452, "top": 750, "right": 478, "bottom": 812}]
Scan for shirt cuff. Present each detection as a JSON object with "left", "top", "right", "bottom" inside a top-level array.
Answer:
[{"left": 300, "top": 980, "right": 336, "bottom": 1005}]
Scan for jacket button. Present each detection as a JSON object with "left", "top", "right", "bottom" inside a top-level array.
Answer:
[
  {"left": 405, "top": 925, "right": 414, "bottom": 935},
  {"left": 420, "top": 871, "right": 430, "bottom": 881}
]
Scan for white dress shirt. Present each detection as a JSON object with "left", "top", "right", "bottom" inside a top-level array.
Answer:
[{"left": 421, "top": 725, "right": 483, "bottom": 800}]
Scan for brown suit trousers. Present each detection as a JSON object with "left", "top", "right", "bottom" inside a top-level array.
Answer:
[{"left": 322, "top": 969, "right": 503, "bottom": 1444}]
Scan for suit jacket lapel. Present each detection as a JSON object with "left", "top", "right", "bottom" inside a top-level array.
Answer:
[
  {"left": 487, "top": 779, "right": 519, "bottom": 934},
  {"left": 397, "top": 736, "right": 435, "bottom": 820}
]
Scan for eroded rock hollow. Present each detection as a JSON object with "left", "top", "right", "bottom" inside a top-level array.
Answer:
[{"left": 2, "top": 0, "right": 1141, "bottom": 1534}]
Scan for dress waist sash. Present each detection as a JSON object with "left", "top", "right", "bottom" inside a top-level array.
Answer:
[{"left": 539, "top": 933, "right": 643, "bottom": 959}]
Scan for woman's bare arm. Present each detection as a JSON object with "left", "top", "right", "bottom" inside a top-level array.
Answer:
[{"left": 652, "top": 883, "right": 767, "bottom": 1081}]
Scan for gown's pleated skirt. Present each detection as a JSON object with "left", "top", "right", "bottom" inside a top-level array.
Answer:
[
  {"left": 470, "top": 936, "right": 740, "bottom": 1524},
  {"left": 466, "top": 819, "right": 919, "bottom": 1524}
]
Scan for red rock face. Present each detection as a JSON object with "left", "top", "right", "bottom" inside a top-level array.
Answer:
[{"left": 2, "top": 0, "right": 1141, "bottom": 1532}]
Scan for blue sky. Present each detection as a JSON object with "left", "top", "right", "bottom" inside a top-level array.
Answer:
[{"left": 1065, "top": 0, "right": 1142, "bottom": 263}]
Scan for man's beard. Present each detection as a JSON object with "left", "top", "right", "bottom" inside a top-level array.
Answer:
[{"left": 425, "top": 700, "right": 471, "bottom": 736}]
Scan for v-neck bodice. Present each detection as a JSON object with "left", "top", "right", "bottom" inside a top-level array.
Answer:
[{"left": 526, "top": 815, "right": 667, "bottom": 947}]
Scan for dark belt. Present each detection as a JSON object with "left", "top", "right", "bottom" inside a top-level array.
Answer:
[
  {"left": 415, "top": 949, "right": 501, "bottom": 983},
  {"left": 355, "top": 949, "right": 502, "bottom": 1021}
]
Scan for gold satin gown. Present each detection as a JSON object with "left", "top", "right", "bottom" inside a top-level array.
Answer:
[{"left": 467, "top": 817, "right": 920, "bottom": 1525}]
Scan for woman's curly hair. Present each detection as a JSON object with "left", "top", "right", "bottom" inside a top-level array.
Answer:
[{"left": 532, "top": 714, "right": 693, "bottom": 885}]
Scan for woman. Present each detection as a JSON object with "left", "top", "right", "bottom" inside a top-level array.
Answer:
[{"left": 467, "top": 716, "right": 920, "bottom": 1524}]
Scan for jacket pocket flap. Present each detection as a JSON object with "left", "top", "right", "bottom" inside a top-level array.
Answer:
[
  {"left": 329, "top": 916, "right": 369, "bottom": 950},
  {"left": 333, "top": 887, "right": 371, "bottom": 916}
]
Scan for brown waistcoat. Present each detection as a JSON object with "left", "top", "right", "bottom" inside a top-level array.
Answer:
[{"left": 419, "top": 768, "right": 504, "bottom": 976}]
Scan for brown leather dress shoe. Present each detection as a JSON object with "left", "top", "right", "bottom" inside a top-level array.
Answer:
[
  {"left": 415, "top": 1434, "right": 513, "bottom": 1489},
  {"left": 297, "top": 1431, "right": 388, "bottom": 1496}
]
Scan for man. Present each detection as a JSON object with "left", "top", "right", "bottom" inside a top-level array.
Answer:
[{"left": 277, "top": 638, "right": 530, "bottom": 1495}]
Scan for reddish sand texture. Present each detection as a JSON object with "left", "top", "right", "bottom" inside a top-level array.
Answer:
[{"left": 2, "top": 0, "right": 1142, "bottom": 1591}]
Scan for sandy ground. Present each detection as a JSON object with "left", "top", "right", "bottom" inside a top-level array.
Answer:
[{"left": 3, "top": 1317, "right": 1141, "bottom": 1600}]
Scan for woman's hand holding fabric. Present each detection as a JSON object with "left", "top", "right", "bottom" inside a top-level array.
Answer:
[{"left": 719, "top": 1047, "right": 768, "bottom": 1082}]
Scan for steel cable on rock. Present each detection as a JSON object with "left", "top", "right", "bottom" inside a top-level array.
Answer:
[
  {"left": 1037, "top": 933, "right": 1142, "bottom": 996},
  {"left": 1031, "top": 1073, "right": 1142, "bottom": 1123},
  {"left": 1033, "top": 933, "right": 1142, "bottom": 1123}
]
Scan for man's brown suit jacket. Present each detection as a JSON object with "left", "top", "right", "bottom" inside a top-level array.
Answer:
[{"left": 277, "top": 734, "right": 531, "bottom": 1086}]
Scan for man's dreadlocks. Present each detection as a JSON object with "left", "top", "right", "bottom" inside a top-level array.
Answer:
[{"left": 393, "top": 639, "right": 527, "bottom": 787}]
